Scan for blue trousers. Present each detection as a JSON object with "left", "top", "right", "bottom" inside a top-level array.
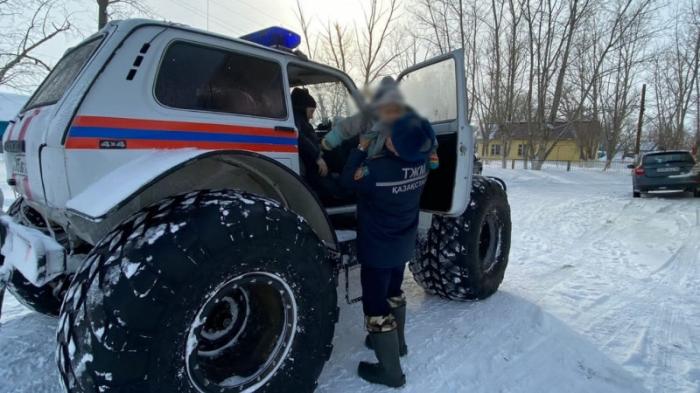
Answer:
[{"left": 361, "top": 264, "right": 405, "bottom": 317}]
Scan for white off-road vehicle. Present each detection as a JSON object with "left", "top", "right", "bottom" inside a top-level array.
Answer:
[{"left": 0, "top": 20, "right": 511, "bottom": 392}]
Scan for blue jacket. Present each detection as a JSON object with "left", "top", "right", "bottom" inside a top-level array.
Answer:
[{"left": 341, "top": 149, "right": 429, "bottom": 268}]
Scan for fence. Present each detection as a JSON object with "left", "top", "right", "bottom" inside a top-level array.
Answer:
[{"left": 482, "top": 158, "right": 633, "bottom": 173}]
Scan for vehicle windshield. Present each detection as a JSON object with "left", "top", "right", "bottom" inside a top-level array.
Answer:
[
  {"left": 643, "top": 152, "right": 695, "bottom": 166},
  {"left": 23, "top": 36, "right": 102, "bottom": 111}
]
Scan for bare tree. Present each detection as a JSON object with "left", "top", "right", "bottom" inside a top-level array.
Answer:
[
  {"left": 483, "top": 0, "right": 526, "bottom": 168},
  {"left": 518, "top": 0, "right": 582, "bottom": 168},
  {"left": 0, "top": 0, "right": 71, "bottom": 91},
  {"left": 97, "top": 0, "right": 148, "bottom": 29},
  {"left": 293, "top": 0, "right": 317, "bottom": 59},
  {"left": 650, "top": 1, "right": 699, "bottom": 149},
  {"left": 598, "top": 14, "right": 648, "bottom": 168},
  {"left": 320, "top": 21, "right": 353, "bottom": 72},
  {"left": 522, "top": 0, "right": 656, "bottom": 169},
  {"left": 355, "top": 0, "right": 401, "bottom": 87}
]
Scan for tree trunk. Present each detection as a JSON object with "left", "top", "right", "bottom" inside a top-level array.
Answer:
[{"left": 98, "top": 0, "right": 108, "bottom": 29}]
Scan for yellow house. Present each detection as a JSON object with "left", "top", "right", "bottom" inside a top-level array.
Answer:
[{"left": 476, "top": 121, "right": 601, "bottom": 162}]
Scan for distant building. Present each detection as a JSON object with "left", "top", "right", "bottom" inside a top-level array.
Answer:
[
  {"left": 0, "top": 93, "right": 29, "bottom": 137},
  {"left": 477, "top": 121, "right": 602, "bottom": 162}
]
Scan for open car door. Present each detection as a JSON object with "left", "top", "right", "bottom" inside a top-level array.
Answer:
[{"left": 397, "top": 49, "right": 473, "bottom": 216}]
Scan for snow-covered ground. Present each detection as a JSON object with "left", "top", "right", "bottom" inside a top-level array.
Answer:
[{"left": 2, "top": 167, "right": 699, "bottom": 393}]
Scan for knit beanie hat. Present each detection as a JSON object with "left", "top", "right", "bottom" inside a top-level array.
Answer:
[
  {"left": 371, "top": 76, "right": 405, "bottom": 109},
  {"left": 391, "top": 112, "right": 435, "bottom": 162},
  {"left": 291, "top": 88, "right": 317, "bottom": 110}
]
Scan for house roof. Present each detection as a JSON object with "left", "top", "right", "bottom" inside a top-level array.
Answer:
[{"left": 483, "top": 120, "right": 602, "bottom": 141}]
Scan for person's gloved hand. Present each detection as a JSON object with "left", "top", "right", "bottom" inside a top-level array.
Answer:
[{"left": 429, "top": 151, "right": 440, "bottom": 170}]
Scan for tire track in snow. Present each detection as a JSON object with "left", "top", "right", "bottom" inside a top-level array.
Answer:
[{"left": 495, "top": 169, "right": 700, "bottom": 393}]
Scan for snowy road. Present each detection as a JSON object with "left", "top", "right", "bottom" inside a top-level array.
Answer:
[{"left": 2, "top": 168, "right": 699, "bottom": 393}]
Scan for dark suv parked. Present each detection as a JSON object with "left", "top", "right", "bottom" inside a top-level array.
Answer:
[{"left": 629, "top": 150, "right": 700, "bottom": 198}]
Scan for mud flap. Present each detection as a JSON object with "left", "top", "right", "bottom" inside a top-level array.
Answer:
[
  {"left": 343, "top": 258, "right": 362, "bottom": 305},
  {"left": 335, "top": 230, "right": 362, "bottom": 305}
]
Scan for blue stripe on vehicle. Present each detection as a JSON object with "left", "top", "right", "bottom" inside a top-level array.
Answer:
[{"left": 69, "top": 127, "right": 297, "bottom": 145}]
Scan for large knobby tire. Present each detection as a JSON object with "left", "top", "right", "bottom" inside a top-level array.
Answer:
[
  {"left": 57, "top": 190, "right": 338, "bottom": 393},
  {"left": 6, "top": 271, "right": 67, "bottom": 316},
  {"left": 3, "top": 198, "right": 68, "bottom": 316},
  {"left": 410, "top": 176, "right": 511, "bottom": 300}
]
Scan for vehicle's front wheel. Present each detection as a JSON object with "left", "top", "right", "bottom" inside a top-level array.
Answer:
[
  {"left": 57, "top": 190, "right": 337, "bottom": 392},
  {"left": 410, "top": 176, "right": 511, "bottom": 300}
]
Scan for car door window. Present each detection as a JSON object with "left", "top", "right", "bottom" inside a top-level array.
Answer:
[
  {"left": 155, "top": 41, "right": 286, "bottom": 119},
  {"left": 397, "top": 51, "right": 471, "bottom": 216},
  {"left": 399, "top": 58, "right": 457, "bottom": 124}
]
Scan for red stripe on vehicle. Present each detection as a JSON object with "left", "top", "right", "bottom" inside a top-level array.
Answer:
[
  {"left": 4, "top": 121, "right": 17, "bottom": 140},
  {"left": 72, "top": 116, "right": 297, "bottom": 138},
  {"left": 17, "top": 109, "right": 41, "bottom": 141},
  {"left": 65, "top": 137, "right": 299, "bottom": 153}
]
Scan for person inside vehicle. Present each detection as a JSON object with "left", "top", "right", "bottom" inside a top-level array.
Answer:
[
  {"left": 340, "top": 81, "right": 436, "bottom": 388},
  {"left": 292, "top": 88, "right": 351, "bottom": 204}
]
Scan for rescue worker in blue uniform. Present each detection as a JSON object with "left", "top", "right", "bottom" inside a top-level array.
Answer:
[{"left": 341, "top": 78, "right": 435, "bottom": 388}]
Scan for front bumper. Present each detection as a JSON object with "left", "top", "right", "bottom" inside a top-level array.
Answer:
[{"left": 0, "top": 215, "right": 66, "bottom": 287}]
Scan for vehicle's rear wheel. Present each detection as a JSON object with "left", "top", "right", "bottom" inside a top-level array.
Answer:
[
  {"left": 57, "top": 190, "right": 338, "bottom": 392},
  {"left": 693, "top": 188, "right": 699, "bottom": 198},
  {"left": 5, "top": 271, "right": 68, "bottom": 316},
  {"left": 633, "top": 191, "right": 641, "bottom": 198},
  {"left": 410, "top": 176, "right": 511, "bottom": 300}
]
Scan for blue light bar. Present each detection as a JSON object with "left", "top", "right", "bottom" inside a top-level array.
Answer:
[{"left": 241, "top": 27, "right": 301, "bottom": 50}]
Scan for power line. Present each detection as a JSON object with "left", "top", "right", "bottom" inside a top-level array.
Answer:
[
  {"left": 232, "top": 0, "right": 284, "bottom": 26},
  {"left": 209, "top": 0, "right": 278, "bottom": 31},
  {"left": 169, "top": 0, "right": 247, "bottom": 36}
]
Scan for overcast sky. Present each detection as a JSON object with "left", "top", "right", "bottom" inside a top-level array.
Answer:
[{"left": 2, "top": 0, "right": 372, "bottom": 94}]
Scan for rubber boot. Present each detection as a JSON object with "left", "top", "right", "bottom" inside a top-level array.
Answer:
[
  {"left": 365, "top": 304, "right": 408, "bottom": 356},
  {"left": 358, "top": 329, "right": 406, "bottom": 388}
]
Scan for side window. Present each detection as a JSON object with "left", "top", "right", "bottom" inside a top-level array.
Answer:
[
  {"left": 24, "top": 37, "right": 102, "bottom": 110},
  {"left": 306, "top": 81, "right": 357, "bottom": 124},
  {"left": 399, "top": 58, "right": 457, "bottom": 123},
  {"left": 287, "top": 64, "right": 358, "bottom": 126},
  {"left": 155, "top": 41, "right": 286, "bottom": 118}
]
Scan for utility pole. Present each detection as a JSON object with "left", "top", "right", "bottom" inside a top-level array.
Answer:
[
  {"left": 635, "top": 84, "right": 646, "bottom": 158},
  {"left": 695, "top": 72, "right": 699, "bottom": 159}
]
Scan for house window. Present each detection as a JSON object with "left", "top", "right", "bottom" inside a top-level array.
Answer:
[
  {"left": 155, "top": 41, "right": 286, "bottom": 118},
  {"left": 490, "top": 144, "right": 501, "bottom": 156},
  {"left": 517, "top": 144, "right": 526, "bottom": 157}
]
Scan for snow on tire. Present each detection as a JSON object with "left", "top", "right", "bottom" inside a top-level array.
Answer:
[
  {"left": 410, "top": 176, "right": 511, "bottom": 300},
  {"left": 56, "top": 189, "right": 338, "bottom": 392}
]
